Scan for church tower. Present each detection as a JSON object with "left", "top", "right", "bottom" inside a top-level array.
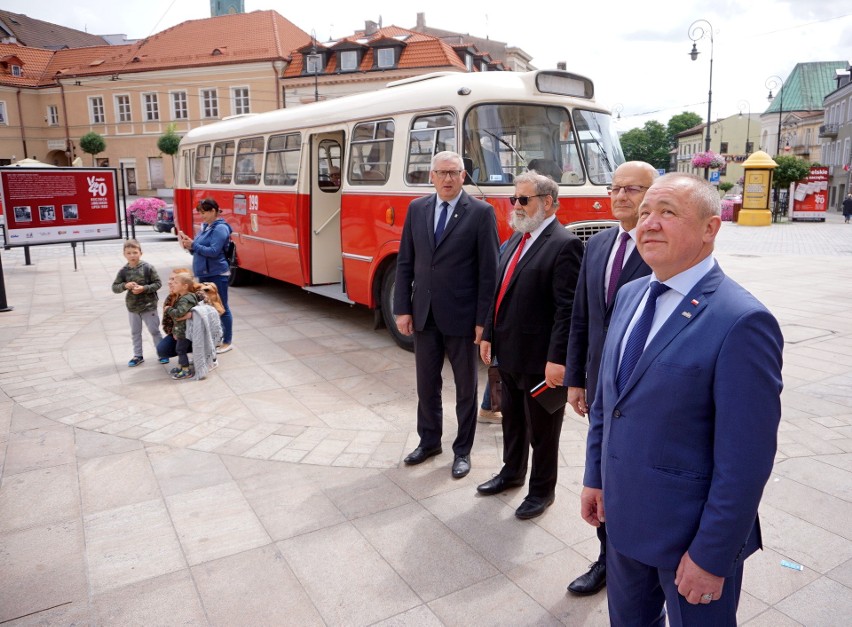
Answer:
[{"left": 210, "top": 1, "right": 244, "bottom": 17}]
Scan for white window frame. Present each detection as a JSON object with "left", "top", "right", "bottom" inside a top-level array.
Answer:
[
  {"left": 89, "top": 96, "right": 105, "bottom": 124},
  {"left": 11, "top": 65, "right": 21, "bottom": 77},
  {"left": 231, "top": 87, "right": 250, "bottom": 115},
  {"left": 844, "top": 138, "right": 851, "bottom": 166},
  {"left": 201, "top": 88, "right": 219, "bottom": 119},
  {"left": 0, "top": 101, "right": 7, "bottom": 125},
  {"left": 376, "top": 48, "right": 395, "bottom": 69},
  {"left": 142, "top": 92, "right": 160, "bottom": 121},
  {"left": 115, "top": 94, "right": 132, "bottom": 122},
  {"left": 47, "top": 105, "right": 59, "bottom": 126},
  {"left": 340, "top": 50, "right": 358, "bottom": 72},
  {"left": 306, "top": 54, "right": 323, "bottom": 74},
  {"left": 171, "top": 90, "right": 188, "bottom": 120}
]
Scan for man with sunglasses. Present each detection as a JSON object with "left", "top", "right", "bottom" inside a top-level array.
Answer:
[
  {"left": 477, "top": 171, "right": 583, "bottom": 519},
  {"left": 564, "top": 161, "right": 658, "bottom": 596},
  {"left": 394, "top": 151, "right": 499, "bottom": 478}
]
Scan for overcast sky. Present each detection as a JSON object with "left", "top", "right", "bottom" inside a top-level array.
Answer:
[{"left": 7, "top": 0, "right": 852, "bottom": 130}]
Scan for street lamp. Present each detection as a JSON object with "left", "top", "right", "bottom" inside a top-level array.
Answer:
[
  {"left": 738, "top": 100, "right": 751, "bottom": 156},
  {"left": 765, "top": 75, "right": 784, "bottom": 156},
  {"left": 307, "top": 29, "right": 320, "bottom": 103},
  {"left": 688, "top": 18, "right": 714, "bottom": 180},
  {"left": 612, "top": 103, "right": 623, "bottom": 120}
]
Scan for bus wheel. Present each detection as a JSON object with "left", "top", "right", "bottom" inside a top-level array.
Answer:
[{"left": 381, "top": 262, "right": 414, "bottom": 352}]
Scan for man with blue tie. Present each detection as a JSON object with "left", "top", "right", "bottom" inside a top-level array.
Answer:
[
  {"left": 394, "top": 151, "right": 499, "bottom": 479},
  {"left": 564, "top": 161, "right": 658, "bottom": 596},
  {"left": 582, "top": 173, "right": 783, "bottom": 625}
]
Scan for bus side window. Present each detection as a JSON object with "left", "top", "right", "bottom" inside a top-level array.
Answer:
[
  {"left": 194, "top": 144, "right": 211, "bottom": 184},
  {"left": 235, "top": 136, "right": 264, "bottom": 185},
  {"left": 406, "top": 113, "right": 456, "bottom": 185},
  {"left": 211, "top": 141, "right": 234, "bottom": 184},
  {"left": 349, "top": 120, "right": 394, "bottom": 185},
  {"left": 264, "top": 133, "right": 301, "bottom": 186}
]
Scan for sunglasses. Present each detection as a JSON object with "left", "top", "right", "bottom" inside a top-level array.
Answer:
[{"left": 508, "top": 194, "right": 547, "bottom": 206}]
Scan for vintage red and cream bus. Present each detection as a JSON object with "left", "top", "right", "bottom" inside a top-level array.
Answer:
[{"left": 174, "top": 69, "right": 625, "bottom": 348}]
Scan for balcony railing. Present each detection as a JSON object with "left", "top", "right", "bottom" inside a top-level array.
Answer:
[{"left": 819, "top": 123, "right": 839, "bottom": 138}]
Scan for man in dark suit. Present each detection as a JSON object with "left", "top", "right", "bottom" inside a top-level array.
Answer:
[
  {"left": 394, "top": 151, "right": 499, "bottom": 478},
  {"left": 478, "top": 171, "right": 583, "bottom": 519},
  {"left": 582, "top": 173, "right": 783, "bottom": 625},
  {"left": 564, "top": 161, "right": 658, "bottom": 596}
]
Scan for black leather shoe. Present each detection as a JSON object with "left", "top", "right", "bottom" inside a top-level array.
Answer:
[
  {"left": 567, "top": 561, "right": 606, "bottom": 595},
  {"left": 403, "top": 446, "right": 442, "bottom": 465},
  {"left": 452, "top": 454, "right": 471, "bottom": 478},
  {"left": 514, "top": 493, "right": 555, "bottom": 519},
  {"left": 476, "top": 475, "right": 525, "bottom": 495}
]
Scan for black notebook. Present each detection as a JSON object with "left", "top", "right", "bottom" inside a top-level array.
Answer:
[{"left": 530, "top": 380, "right": 568, "bottom": 413}]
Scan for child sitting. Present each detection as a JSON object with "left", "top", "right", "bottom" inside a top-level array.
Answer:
[{"left": 157, "top": 267, "right": 192, "bottom": 364}]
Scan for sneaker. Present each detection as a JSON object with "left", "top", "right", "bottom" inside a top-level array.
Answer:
[
  {"left": 171, "top": 367, "right": 194, "bottom": 380},
  {"left": 211, "top": 359, "right": 219, "bottom": 370},
  {"left": 478, "top": 408, "right": 502, "bottom": 424},
  {"left": 169, "top": 366, "right": 185, "bottom": 375},
  {"left": 128, "top": 356, "right": 144, "bottom": 367},
  {"left": 158, "top": 357, "right": 169, "bottom": 364},
  {"left": 216, "top": 343, "right": 233, "bottom": 354}
]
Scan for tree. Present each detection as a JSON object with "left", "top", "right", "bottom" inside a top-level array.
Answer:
[
  {"left": 620, "top": 120, "right": 669, "bottom": 171},
  {"left": 773, "top": 155, "right": 811, "bottom": 190},
  {"left": 157, "top": 124, "right": 181, "bottom": 181},
  {"left": 718, "top": 181, "right": 734, "bottom": 194},
  {"left": 666, "top": 112, "right": 703, "bottom": 149},
  {"left": 79, "top": 131, "right": 106, "bottom": 165}
]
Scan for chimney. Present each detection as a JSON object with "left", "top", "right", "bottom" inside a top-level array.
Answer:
[
  {"left": 365, "top": 20, "right": 378, "bottom": 36},
  {"left": 417, "top": 12, "right": 426, "bottom": 28},
  {"left": 557, "top": 61, "right": 567, "bottom": 70}
]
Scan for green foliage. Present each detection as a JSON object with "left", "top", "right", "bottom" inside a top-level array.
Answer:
[
  {"left": 773, "top": 155, "right": 811, "bottom": 189},
  {"left": 718, "top": 181, "right": 734, "bottom": 193},
  {"left": 620, "top": 120, "right": 670, "bottom": 171},
  {"left": 667, "top": 112, "right": 704, "bottom": 148},
  {"left": 79, "top": 131, "right": 106, "bottom": 165},
  {"left": 157, "top": 124, "right": 181, "bottom": 156}
]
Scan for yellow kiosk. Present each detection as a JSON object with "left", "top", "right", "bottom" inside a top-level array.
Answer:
[{"left": 737, "top": 151, "right": 776, "bottom": 227}]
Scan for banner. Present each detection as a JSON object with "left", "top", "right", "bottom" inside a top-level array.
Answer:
[
  {"left": 791, "top": 166, "right": 828, "bottom": 221},
  {"left": 1, "top": 167, "right": 121, "bottom": 246}
]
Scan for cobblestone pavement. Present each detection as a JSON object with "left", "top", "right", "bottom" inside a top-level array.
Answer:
[{"left": 1, "top": 212, "right": 851, "bottom": 625}]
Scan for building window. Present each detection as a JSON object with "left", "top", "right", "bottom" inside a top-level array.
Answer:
[
  {"left": 171, "top": 91, "right": 188, "bottom": 120},
  {"left": 719, "top": 142, "right": 728, "bottom": 154},
  {"left": 0, "top": 101, "right": 7, "bottom": 125},
  {"left": 464, "top": 54, "right": 473, "bottom": 71},
  {"left": 201, "top": 89, "right": 219, "bottom": 118},
  {"left": 115, "top": 95, "right": 131, "bottom": 122},
  {"left": 376, "top": 48, "right": 395, "bottom": 69},
  {"left": 47, "top": 105, "right": 59, "bottom": 126},
  {"left": 143, "top": 93, "right": 159, "bottom": 121},
  {"left": 11, "top": 65, "right": 21, "bottom": 77},
  {"left": 232, "top": 87, "right": 250, "bottom": 115},
  {"left": 306, "top": 54, "right": 323, "bottom": 74},
  {"left": 89, "top": 97, "right": 105, "bottom": 124},
  {"left": 340, "top": 50, "right": 358, "bottom": 72}
]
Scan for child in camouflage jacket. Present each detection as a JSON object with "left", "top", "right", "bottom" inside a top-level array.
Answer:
[{"left": 111, "top": 239, "right": 163, "bottom": 367}]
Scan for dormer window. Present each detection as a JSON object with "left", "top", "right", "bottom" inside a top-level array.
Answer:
[
  {"left": 340, "top": 50, "right": 358, "bottom": 72},
  {"left": 376, "top": 48, "right": 395, "bottom": 69},
  {"left": 11, "top": 64, "right": 21, "bottom": 77},
  {"left": 305, "top": 53, "right": 324, "bottom": 74}
]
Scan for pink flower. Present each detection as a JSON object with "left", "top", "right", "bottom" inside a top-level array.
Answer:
[
  {"left": 691, "top": 151, "right": 725, "bottom": 169},
  {"left": 127, "top": 198, "right": 166, "bottom": 225}
]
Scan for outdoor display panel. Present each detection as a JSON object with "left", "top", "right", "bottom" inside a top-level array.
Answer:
[
  {"left": 0, "top": 167, "right": 120, "bottom": 247},
  {"left": 791, "top": 166, "right": 828, "bottom": 221}
]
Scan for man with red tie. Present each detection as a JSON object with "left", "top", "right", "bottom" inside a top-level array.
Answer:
[{"left": 478, "top": 170, "right": 583, "bottom": 519}]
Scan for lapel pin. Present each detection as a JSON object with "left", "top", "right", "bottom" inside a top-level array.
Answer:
[
  {"left": 691, "top": 299, "right": 699, "bottom": 306},
  {"left": 681, "top": 311, "right": 692, "bottom": 319}
]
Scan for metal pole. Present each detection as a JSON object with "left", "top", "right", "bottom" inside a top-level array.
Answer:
[{"left": 688, "top": 19, "right": 714, "bottom": 181}]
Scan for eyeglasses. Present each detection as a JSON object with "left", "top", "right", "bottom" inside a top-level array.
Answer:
[
  {"left": 607, "top": 185, "right": 648, "bottom": 196},
  {"left": 432, "top": 170, "right": 463, "bottom": 179},
  {"left": 508, "top": 194, "right": 547, "bottom": 206}
]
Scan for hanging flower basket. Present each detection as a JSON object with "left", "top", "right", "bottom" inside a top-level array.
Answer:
[
  {"left": 127, "top": 197, "right": 167, "bottom": 225},
  {"left": 691, "top": 151, "right": 725, "bottom": 169}
]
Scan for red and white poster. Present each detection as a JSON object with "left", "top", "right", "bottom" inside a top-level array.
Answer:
[
  {"left": 791, "top": 166, "right": 828, "bottom": 221},
  {"left": 0, "top": 167, "right": 121, "bottom": 246}
]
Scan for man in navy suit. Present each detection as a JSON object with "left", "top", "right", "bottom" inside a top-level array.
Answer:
[
  {"left": 394, "top": 151, "right": 499, "bottom": 478},
  {"left": 478, "top": 171, "right": 583, "bottom": 519},
  {"left": 564, "top": 161, "right": 658, "bottom": 596},
  {"left": 582, "top": 173, "right": 783, "bottom": 625}
]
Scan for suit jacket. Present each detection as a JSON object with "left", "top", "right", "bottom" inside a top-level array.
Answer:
[
  {"left": 584, "top": 263, "right": 783, "bottom": 577},
  {"left": 394, "top": 191, "right": 498, "bottom": 336},
  {"left": 564, "top": 227, "right": 651, "bottom": 402},
  {"left": 483, "top": 220, "right": 583, "bottom": 374}
]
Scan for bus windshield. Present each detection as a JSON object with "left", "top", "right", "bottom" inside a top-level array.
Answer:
[{"left": 463, "top": 103, "right": 621, "bottom": 186}]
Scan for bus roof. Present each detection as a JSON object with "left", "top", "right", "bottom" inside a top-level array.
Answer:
[{"left": 181, "top": 69, "right": 603, "bottom": 145}]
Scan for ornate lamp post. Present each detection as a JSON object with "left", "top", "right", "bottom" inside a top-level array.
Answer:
[
  {"left": 688, "top": 19, "right": 714, "bottom": 180},
  {"left": 307, "top": 29, "right": 320, "bottom": 103},
  {"left": 612, "top": 103, "right": 623, "bottom": 121},
  {"left": 765, "top": 75, "right": 784, "bottom": 156},
  {"left": 738, "top": 100, "right": 751, "bottom": 156}
]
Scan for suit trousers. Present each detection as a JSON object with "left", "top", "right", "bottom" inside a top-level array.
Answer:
[
  {"left": 606, "top": 541, "right": 743, "bottom": 627},
  {"left": 497, "top": 369, "right": 564, "bottom": 498},
  {"left": 413, "top": 313, "right": 478, "bottom": 456}
]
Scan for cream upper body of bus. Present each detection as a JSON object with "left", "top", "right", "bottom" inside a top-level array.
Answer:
[{"left": 175, "top": 69, "right": 624, "bottom": 349}]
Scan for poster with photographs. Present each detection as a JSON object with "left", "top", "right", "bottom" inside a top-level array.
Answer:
[
  {"left": 39, "top": 205, "right": 56, "bottom": 221},
  {"left": 13, "top": 206, "right": 32, "bottom": 223},
  {"left": 62, "top": 204, "right": 79, "bottom": 220}
]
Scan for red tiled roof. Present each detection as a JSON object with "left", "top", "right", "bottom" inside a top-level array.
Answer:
[{"left": 0, "top": 42, "right": 54, "bottom": 86}]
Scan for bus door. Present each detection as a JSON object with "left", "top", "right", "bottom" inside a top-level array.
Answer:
[{"left": 309, "top": 133, "right": 343, "bottom": 286}]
